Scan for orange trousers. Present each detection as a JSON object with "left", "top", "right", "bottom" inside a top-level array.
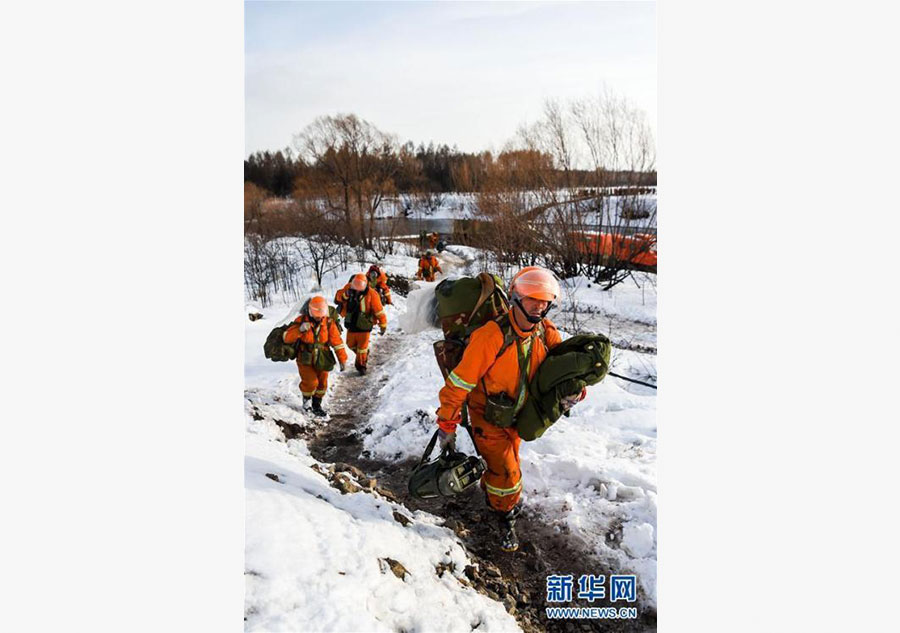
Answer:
[
  {"left": 346, "top": 331, "right": 371, "bottom": 369},
  {"left": 297, "top": 363, "right": 329, "bottom": 397},
  {"left": 470, "top": 410, "right": 523, "bottom": 512}
]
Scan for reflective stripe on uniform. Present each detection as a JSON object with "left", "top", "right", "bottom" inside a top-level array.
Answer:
[
  {"left": 358, "top": 345, "right": 369, "bottom": 353},
  {"left": 333, "top": 343, "right": 347, "bottom": 351},
  {"left": 448, "top": 371, "right": 475, "bottom": 392},
  {"left": 484, "top": 479, "right": 522, "bottom": 497},
  {"left": 314, "top": 389, "right": 327, "bottom": 396},
  {"left": 375, "top": 309, "right": 386, "bottom": 317},
  {"left": 301, "top": 389, "right": 315, "bottom": 397}
]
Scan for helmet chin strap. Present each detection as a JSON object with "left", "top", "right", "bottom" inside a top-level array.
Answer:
[{"left": 513, "top": 296, "right": 553, "bottom": 325}]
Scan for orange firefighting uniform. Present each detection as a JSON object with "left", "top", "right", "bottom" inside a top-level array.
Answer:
[
  {"left": 334, "top": 284, "right": 388, "bottom": 370},
  {"left": 282, "top": 314, "right": 348, "bottom": 398},
  {"left": 437, "top": 315, "right": 562, "bottom": 512},
  {"left": 366, "top": 267, "right": 392, "bottom": 305},
  {"left": 416, "top": 255, "right": 442, "bottom": 282},
  {"left": 428, "top": 232, "right": 439, "bottom": 249}
]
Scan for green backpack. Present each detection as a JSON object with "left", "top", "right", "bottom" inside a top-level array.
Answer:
[
  {"left": 340, "top": 276, "right": 376, "bottom": 332},
  {"left": 263, "top": 325, "right": 299, "bottom": 362},
  {"left": 344, "top": 296, "right": 374, "bottom": 332},
  {"left": 515, "top": 333, "right": 611, "bottom": 441},
  {"left": 432, "top": 272, "right": 511, "bottom": 378}
]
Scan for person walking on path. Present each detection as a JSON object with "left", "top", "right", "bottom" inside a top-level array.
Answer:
[
  {"left": 433, "top": 266, "right": 587, "bottom": 551},
  {"left": 282, "top": 295, "right": 348, "bottom": 416},
  {"left": 334, "top": 273, "right": 388, "bottom": 375}
]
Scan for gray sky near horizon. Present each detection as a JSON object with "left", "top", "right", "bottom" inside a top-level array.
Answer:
[{"left": 245, "top": 1, "right": 656, "bottom": 158}]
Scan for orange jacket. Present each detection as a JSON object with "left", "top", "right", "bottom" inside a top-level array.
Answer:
[
  {"left": 437, "top": 315, "right": 562, "bottom": 424},
  {"left": 367, "top": 268, "right": 392, "bottom": 303},
  {"left": 428, "top": 233, "right": 439, "bottom": 248},
  {"left": 282, "top": 315, "right": 348, "bottom": 365},
  {"left": 334, "top": 284, "right": 388, "bottom": 329},
  {"left": 416, "top": 256, "right": 442, "bottom": 280}
]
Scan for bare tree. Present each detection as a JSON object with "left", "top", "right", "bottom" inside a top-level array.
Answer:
[
  {"left": 244, "top": 182, "right": 269, "bottom": 235},
  {"left": 293, "top": 199, "right": 349, "bottom": 289},
  {"left": 293, "top": 114, "right": 401, "bottom": 249},
  {"left": 570, "top": 89, "right": 656, "bottom": 288}
]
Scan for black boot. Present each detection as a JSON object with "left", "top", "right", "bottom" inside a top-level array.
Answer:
[
  {"left": 497, "top": 506, "right": 521, "bottom": 552},
  {"left": 356, "top": 364, "right": 367, "bottom": 376},
  {"left": 311, "top": 397, "right": 327, "bottom": 417}
]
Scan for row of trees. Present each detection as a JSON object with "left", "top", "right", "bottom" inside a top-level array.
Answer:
[{"left": 245, "top": 137, "right": 655, "bottom": 198}]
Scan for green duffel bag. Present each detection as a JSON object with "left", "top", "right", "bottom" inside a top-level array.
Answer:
[
  {"left": 515, "top": 333, "right": 611, "bottom": 441},
  {"left": 263, "top": 325, "right": 299, "bottom": 362}
]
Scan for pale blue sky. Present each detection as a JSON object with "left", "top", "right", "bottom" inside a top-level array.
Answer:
[{"left": 245, "top": 1, "right": 656, "bottom": 156}]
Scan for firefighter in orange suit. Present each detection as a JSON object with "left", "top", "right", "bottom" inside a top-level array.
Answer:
[
  {"left": 282, "top": 295, "right": 348, "bottom": 416},
  {"left": 416, "top": 250, "right": 442, "bottom": 282},
  {"left": 434, "top": 267, "right": 583, "bottom": 552},
  {"left": 366, "top": 264, "right": 392, "bottom": 306},
  {"left": 334, "top": 273, "right": 388, "bottom": 375}
]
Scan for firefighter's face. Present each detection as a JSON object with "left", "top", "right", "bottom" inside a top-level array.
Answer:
[{"left": 518, "top": 295, "right": 549, "bottom": 317}]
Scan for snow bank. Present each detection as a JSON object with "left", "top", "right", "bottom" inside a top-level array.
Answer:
[
  {"left": 245, "top": 415, "right": 518, "bottom": 632},
  {"left": 398, "top": 285, "right": 440, "bottom": 335},
  {"left": 554, "top": 274, "right": 656, "bottom": 326}
]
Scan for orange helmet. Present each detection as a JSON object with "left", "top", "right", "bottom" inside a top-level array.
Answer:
[
  {"left": 308, "top": 295, "right": 328, "bottom": 319},
  {"left": 350, "top": 274, "right": 368, "bottom": 292},
  {"left": 509, "top": 266, "right": 560, "bottom": 302}
]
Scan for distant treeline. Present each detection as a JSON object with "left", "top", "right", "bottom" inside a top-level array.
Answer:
[{"left": 244, "top": 143, "right": 656, "bottom": 197}]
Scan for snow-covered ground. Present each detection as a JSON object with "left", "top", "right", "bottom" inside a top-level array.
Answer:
[
  {"left": 245, "top": 241, "right": 657, "bottom": 626},
  {"left": 245, "top": 410, "right": 518, "bottom": 632},
  {"left": 550, "top": 273, "right": 658, "bottom": 354}
]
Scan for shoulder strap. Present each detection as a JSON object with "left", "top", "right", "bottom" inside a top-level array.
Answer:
[
  {"left": 480, "top": 315, "right": 543, "bottom": 401},
  {"left": 493, "top": 313, "right": 519, "bottom": 360},
  {"left": 465, "top": 272, "right": 497, "bottom": 327},
  {"left": 478, "top": 315, "right": 519, "bottom": 396}
]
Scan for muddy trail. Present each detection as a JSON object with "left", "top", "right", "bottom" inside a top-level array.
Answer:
[{"left": 297, "top": 333, "right": 657, "bottom": 632}]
